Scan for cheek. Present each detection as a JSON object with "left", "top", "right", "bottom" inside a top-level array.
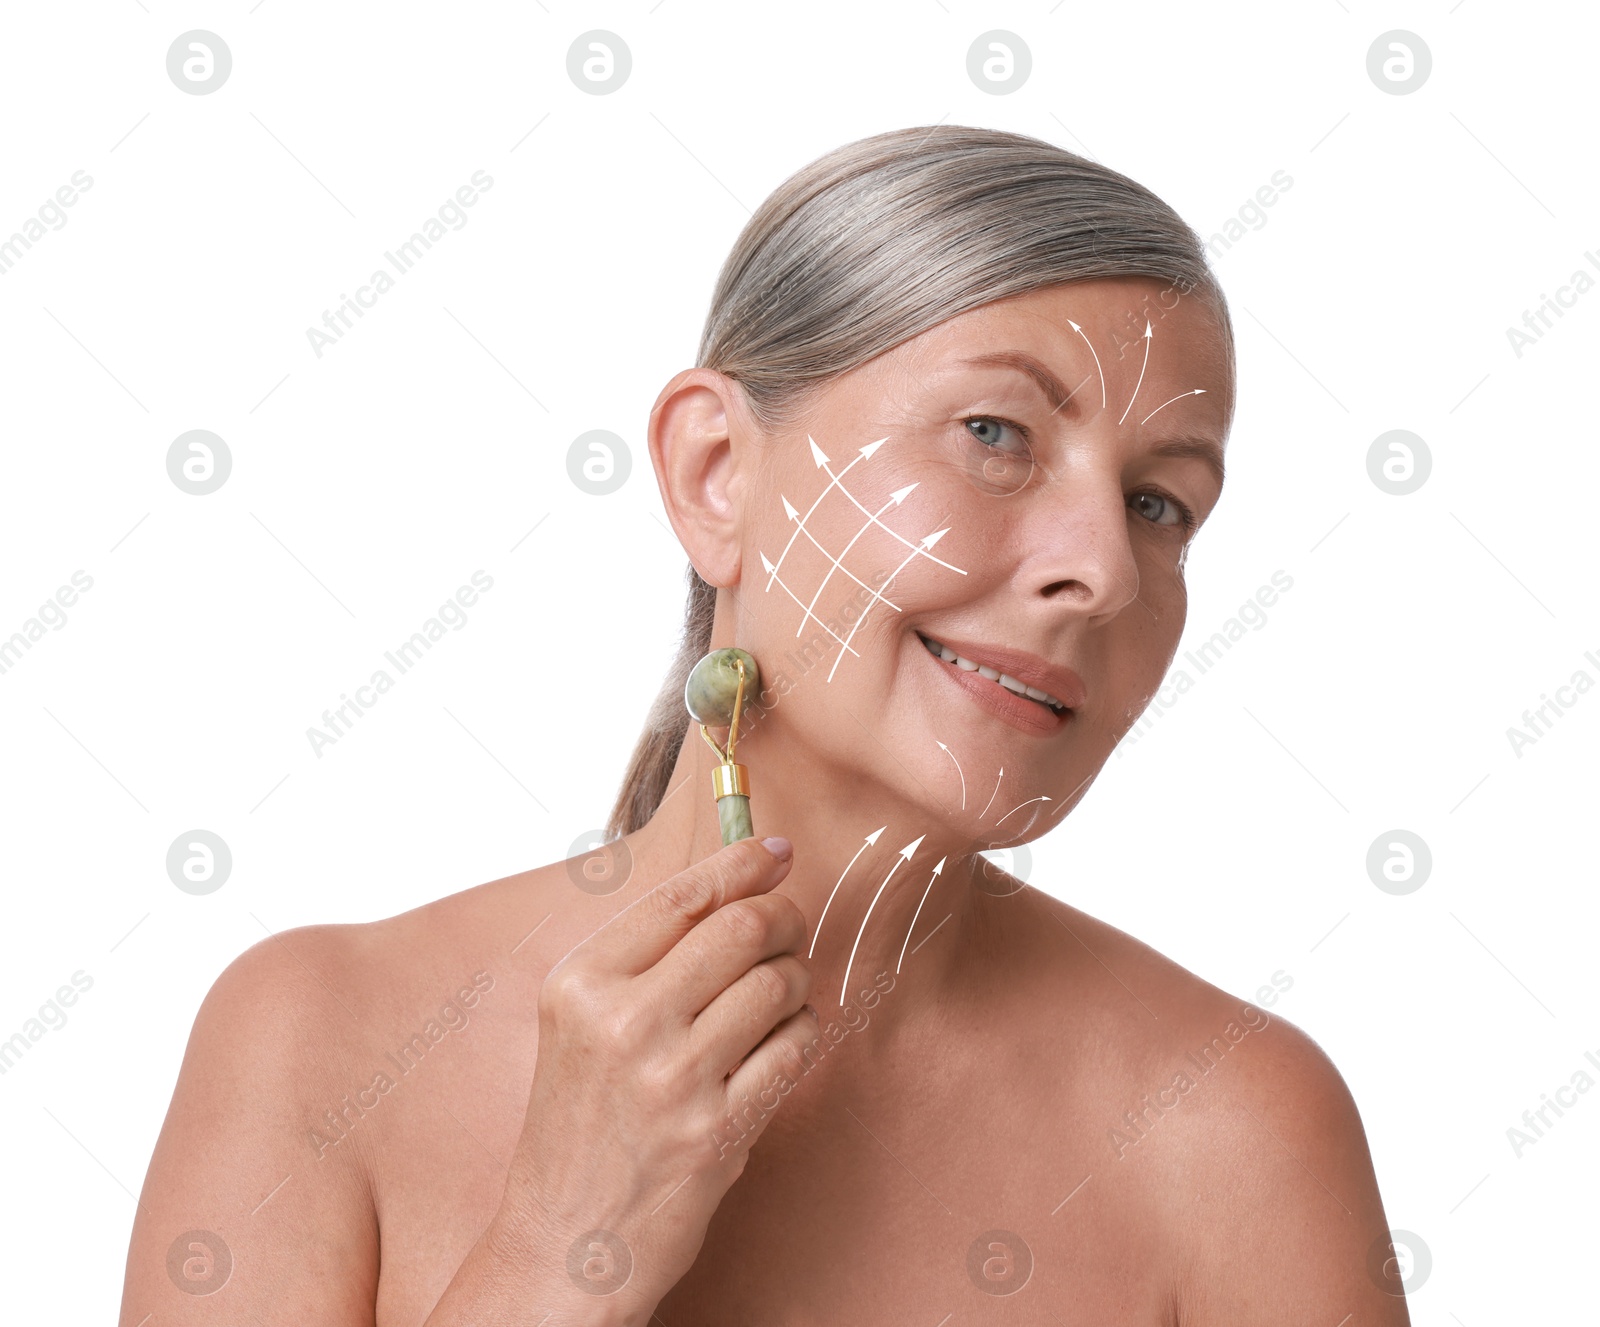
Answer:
[
  {"left": 752, "top": 451, "right": 966, "bottom": 632},
  {"left": 1103, "top": 571, "right": 1187, "bottom": 712},
  {"left": 1135, "top": 537, "right": 1190, "bottom": 616},
  {"left": 743, "top": 519, "right": 904, "bottom": 705}
]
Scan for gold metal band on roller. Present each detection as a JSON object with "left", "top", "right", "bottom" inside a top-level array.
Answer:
[{"left": 711, "top": 762, "right": 749, "bottom": 799}]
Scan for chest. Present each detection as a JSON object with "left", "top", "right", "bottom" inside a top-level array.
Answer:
[
  {"left": 656, "top": 1066, "right": 1181, "bottom": 1325},
  {"left": 365, "top": 1029, "right": 1182, "bottom": 1327},
  {"left": 363, "top": 960, "right": 1184, "bottom": 1325}
]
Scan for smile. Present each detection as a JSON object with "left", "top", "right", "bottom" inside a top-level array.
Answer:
[
  {"left": 915, "top": 631, "right": 1081, "bottom": 725},
  {"left": 920, "top": 633, "right": 1068, "bottom": 711}
]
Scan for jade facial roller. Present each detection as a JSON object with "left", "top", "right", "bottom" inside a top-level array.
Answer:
[{"left": 684, "top": 647, "right": 761, "bottom": 845}]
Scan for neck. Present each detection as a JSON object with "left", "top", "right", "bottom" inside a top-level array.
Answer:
[{"left": 619, "top": 697, "right": 1001, "bottom": 1042}]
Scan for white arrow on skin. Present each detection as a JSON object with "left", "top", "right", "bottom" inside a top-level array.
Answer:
[
  {"left": 824, "top": 526, "right": 949, "bottom": 682},
  {"left": 760, "top": 552, "right": 859, "bottom": 655},
  {"left": 936, "top": 740, "right": 966, "bottom": 810},
  {"left": 1068, "top": 319, "right": 1107, "bottom": 410},
  {"left": 896, "top": 855, "right": 945, "bottom": 975},
  {"left": 979, "top": 766, "right": 1004, "bottom": 821},
  {"left": 813, "top": 438, "right": 966, "bottom": 575},
  {"left": 1139, "top": 387, "right": 1206, "bottom": 427},
  {"left": 777, "top": 494, "right": 899, "bottom": 606},
  {"left": 809, "top": 825, "right": 886, "bottom": 959},
  {"left": 994, "top": 794, "right": 1052, "bottom": 826},
  {"left": 799, "top": 482, "right": 918, "bottom": 638},
  {"left": 840, "top": 834, "right": 924, "bottom": 1006},
  {"left": 1117, "top": 320, "right": 1153, "bottom": 426},
  {"left": 764, "top": 436, "right": 887, "bottom": 590}
]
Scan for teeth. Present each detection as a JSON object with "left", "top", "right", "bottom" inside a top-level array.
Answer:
[{"left": 918, "top": 634, "right": 1067, "bottom": 712}]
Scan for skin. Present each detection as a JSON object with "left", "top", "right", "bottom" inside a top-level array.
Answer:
[{"left": 119, "top": 278, "right": 1411, "bottom": 1325}]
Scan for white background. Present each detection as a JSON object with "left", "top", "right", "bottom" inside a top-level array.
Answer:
[{"left": 0, "top": 1, "right": 1594, "bottom": 1320}]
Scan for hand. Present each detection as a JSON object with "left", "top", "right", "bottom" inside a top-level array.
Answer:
[{"left": 492, "top": 835, "right": 818, "bottom": 1313}]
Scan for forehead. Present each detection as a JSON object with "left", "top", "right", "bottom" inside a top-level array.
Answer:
[
  {"left": 887, "top": 277, "right": 1233, "bottom": 400},
  {"left": 864, "top": 276, "right": 1235, "bottom": 438}
]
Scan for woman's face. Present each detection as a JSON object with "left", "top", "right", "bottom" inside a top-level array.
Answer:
[{"left": 730, "top": 276, "right": 1234, "bottom": 845}]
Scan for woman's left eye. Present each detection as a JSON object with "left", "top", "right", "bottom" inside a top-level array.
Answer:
[{"left": 1130, "top": 490, "right": 1196, "bottom": 532}]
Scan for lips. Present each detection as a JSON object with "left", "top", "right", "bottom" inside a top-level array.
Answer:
[{"left": 916, "top": 630, "right": 1085, "bottom": 735}]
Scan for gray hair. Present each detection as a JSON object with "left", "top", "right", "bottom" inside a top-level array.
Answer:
[{"left": 606, "top": 123, "right": 1233, "bottom": 839}]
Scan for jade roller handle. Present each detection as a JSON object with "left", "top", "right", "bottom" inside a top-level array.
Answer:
[
  {"left": 685, "top": 648, "right": 761, "bottom": 846},
  {"left": 710, "top": 758, "right": 753, "bottom": 843},
  {"left": 718, "top": 792, "right": 753, "bottom": 844}
]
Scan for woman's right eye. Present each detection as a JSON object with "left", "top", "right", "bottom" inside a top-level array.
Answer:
[
  {"left": 958, "top": 415, "right": 1035, "bottom": 496},
  {"left": 962, "top": 414, "right": 1031, "bottom": 454}
]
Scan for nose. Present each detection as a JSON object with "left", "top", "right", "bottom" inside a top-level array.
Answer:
[{"left": 1018, "top": 465, "right": 1143, "bottom": 624}]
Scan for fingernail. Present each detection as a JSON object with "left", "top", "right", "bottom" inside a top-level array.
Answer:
[
  {"left": 760, "top": 836, "right": 793, "bottom": 861},
  {"left": 802, "top": 1003, "right": 819, "bottom": 1020}
]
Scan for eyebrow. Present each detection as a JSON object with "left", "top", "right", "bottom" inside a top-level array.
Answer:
[
  {"left": 960, "top": 351, "right": 1080, "bottom": 414},
  {"left": 1148, "top": 438, "right": 1226, "bottom": 492},
  {"left": 959, "top": 350, "right": 1226, "bottom": 491}
]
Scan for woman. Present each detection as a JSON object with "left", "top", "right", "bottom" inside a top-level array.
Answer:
[{"left": 120, "top": 125, "right": 1409, "bottom": 1325}]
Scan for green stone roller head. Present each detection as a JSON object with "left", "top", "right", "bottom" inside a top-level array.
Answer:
[{"left": 685, "top": 647, "right": 761, "bottom": 845}]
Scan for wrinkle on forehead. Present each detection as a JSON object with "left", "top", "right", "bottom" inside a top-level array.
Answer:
[{"left": 891, "top": 283, "right": 1227, "bottom": 385}]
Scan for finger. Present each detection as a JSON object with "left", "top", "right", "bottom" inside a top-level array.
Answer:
[
  {"left": 718, "top": 1006, "right": 828, "bottom": 1145},
  {"left": 587, "top": 836, "right": 793, "bottom": 977},
  {"left": 685, "top": 952, "right": 813, "bottom": 1082},
  {"left": 642, "top": 890, "right": 808, "bottom": 1020}
]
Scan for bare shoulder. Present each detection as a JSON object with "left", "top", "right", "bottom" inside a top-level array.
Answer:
[
  {"left": 120, "top": 921, "right": 384, "bottom": 1323},
  {"left": 1017, "top": 888, "right": 1410, "bottom": 1324},
  {"left": 119, "top": 862, "right": 561, "bottom": 1323}
]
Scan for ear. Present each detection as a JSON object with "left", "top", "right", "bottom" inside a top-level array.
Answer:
[{"left": 647, "top": 368, "right": 753, "bottom": 588}]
